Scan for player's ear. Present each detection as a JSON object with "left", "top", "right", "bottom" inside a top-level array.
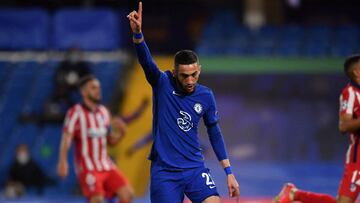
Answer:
[
  {"left": 172, "top": 69, "right": 176, "bottom": 77},
  {"left": 80, "top": 88, "right": 86, "bottom": 97}
]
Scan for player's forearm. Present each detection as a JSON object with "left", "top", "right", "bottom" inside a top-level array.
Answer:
[
  {"left": 339, "top": 118, "right": 360, "bottom": 133},
  {"left": 221, "top": 159, "right": 235, "bottom": 177},
  {"left": 220, "top": 159, "right": 231, "bottom": 168},
  {"left": 207, "top": 123, "right": 229, "bottom": 161},
  {"left": 133, "top": 33, "right": 161, "bottom": 85},
  {"left": 58, "top": 134, "right": 72, "bottom": 163},
  {"left": 108, "top": 132, "right": 123, "bottom": 146}
]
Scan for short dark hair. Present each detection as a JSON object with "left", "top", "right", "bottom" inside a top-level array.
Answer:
[
  {"left": 174, "top": 50, "right": 199, "bottom": 70},
  {"left": 344, "top": 54, "right": 360, "bottom": 79},
  {"left": 78, "top": 74, "right": 97, "bottom": 89}
]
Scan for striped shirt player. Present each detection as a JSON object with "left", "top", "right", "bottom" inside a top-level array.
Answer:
[
  {"left": 57, "top": 75, "right": 133, "bottom": 203},
  {"left": 274, "top": 55, "right": 360, "bottom": 203},
  {"left": 63, "top": 104, "right": 114, "bottom": 172},
  {"left": 339, "top": 81, "right": 360, "bottom": 200}
]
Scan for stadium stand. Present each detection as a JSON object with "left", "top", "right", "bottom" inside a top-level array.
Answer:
[
  {"left": 0, "top": 9, "right": 49, "bottom": 50},
  {"left": 0, "top": 6, "right": 359, "bottom": 203},
  {"left": 0, "top": 60, "right": 125, "bottom": 198},
  {"left": 53, "top": 9, "right": 120, "bottom": 50},
  {"left": 196, "top": 11, "right": 360, "bottom": 57}
]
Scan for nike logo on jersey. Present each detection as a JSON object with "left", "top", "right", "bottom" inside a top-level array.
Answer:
[
  {"left": 209, "top": 185, "right": 216, "bottom": 189},
  {"left": 172, "top": 90, "right": 182, "bottom": 96}
]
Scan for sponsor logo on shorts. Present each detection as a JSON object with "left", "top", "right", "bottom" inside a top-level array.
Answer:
[
  {"left": 86, "top": 173, "right": 96, "bottom": 191},
  {"left": 351, "top": 183, "right": 357, "bottom": 192}
]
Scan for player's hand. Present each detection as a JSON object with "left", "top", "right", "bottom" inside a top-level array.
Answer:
[
  {"left": 57, "top": 160, "right": 69, "bottom": 179},
  {"left": 227, "top": 174, "right": 240, "bottom": 198},
  {"left": 112, "top": 117, "right": 127, "bottom": 134},
  {"left": 127, "top": 2, "right": 142, "bottom": 33}
]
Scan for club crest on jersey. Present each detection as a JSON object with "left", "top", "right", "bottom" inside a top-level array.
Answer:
[
  {"left": 177, "top": 111, "right": 193, "bottom": 132},
  {"left": 351, "top": 183, "right": 357, "bottom": 192},
  {"left": 194, "top": 103, "right": 203, "bottom": 114},
  {"left": 340, "top": 100, "right": 348, "bottom": 111}
]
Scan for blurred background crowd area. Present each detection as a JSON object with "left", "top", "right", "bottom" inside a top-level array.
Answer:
[{"left": 0, "top": 0, "right": 359, "bottom": 202}]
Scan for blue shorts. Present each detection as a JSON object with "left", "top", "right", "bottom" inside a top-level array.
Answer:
[{"left": 150, "top": 162, "right": 219, "bottom": 203}]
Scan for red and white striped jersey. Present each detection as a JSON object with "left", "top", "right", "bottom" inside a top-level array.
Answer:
[
  {"left": 340, "top": 83, "right": 360, "bottom": 165},
  {"left": 63, "top": 103, "right": 115, "bottom": 172}
]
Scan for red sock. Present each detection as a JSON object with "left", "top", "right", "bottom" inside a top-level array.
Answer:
[{"left": 294, "top": 189, "right": 336, "bottom": 203}]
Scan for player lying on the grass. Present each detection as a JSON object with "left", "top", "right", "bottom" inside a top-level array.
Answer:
[
  {"left": 274, "top": 54, "right": 360, "bottom": 203},
  {"left": 127, "top": 2, "right": 240, "bottom": 203}
]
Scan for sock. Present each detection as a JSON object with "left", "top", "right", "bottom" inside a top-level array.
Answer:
[{"left": 294, "top": 189, "right": 336, "bottom": 203}]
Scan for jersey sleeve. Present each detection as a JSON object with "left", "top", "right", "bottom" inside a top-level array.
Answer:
[
  {"left": 134, "top": 40, "right": 162, "bottom": 86},
  {"left": 340, "top": 87, "right": 355, "bottom": 116},
  {"left": 63, "top": 106, "right": 80, "bottom": 135},
  {"left": 203, "top": 90, "right": 220, "bottom": 126}
]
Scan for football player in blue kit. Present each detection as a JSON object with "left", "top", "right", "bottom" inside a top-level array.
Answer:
[{"left": 127, "top": 2, "right": 240, "bottom": 203}]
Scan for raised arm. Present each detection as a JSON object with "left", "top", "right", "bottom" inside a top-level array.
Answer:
[{"left": 127, "top": 2, "right": 161, "bottom": 86}]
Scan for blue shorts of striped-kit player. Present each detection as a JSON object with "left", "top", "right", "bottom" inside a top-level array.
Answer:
[{"left": 150, "top": 161, "right": 219, "bottom": 203}]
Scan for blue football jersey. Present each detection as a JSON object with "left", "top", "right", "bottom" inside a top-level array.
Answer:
[
  {"left": 150, "top": 70, "right": 219, "bottom": 168},
  {"left": 135, "top": 41, "right": 222, "bottom": 169}
]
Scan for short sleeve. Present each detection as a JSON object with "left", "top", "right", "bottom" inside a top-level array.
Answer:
[
  {"left": 63, "top": 106, "right": 80, "bottom": 134},
  {"left": 203, "top": 90, "right": 220, "bottom": 126},
  {"left": 340, "top": 87, "right": 355, "bottom": 116}
]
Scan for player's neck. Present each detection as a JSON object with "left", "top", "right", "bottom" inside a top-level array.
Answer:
[
  {"left": 353, "top": 78, "right": 360, "bottom": 86},
  {"left": 83, "top": 99, "right": 98, "bottom": 112}
]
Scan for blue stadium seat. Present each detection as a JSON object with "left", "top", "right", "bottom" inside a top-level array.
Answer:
[
  {"left": 32, "top": 124, "right": 77, "bottom": 195},
  {"left": 330, "top": 25, "right": 360, "bottom": 56},
  {"left": 273, "top": 25, "right": 305, "bottom": 56},
  {"left": 11, "top": 124, "right": 40, "bottom": 147},
  {"left": 0, "top": 62, "right": 38, "bottom": 116},
  {"left": 201, "top": 11, "right": 239, "bottom": 41},
  {"left": 22, "top": 62, "right": 58, "bottom": 114},
  {"left": 247, "top": 26, "right": 280, "bottom": 56},
  {"left": 0, "top": 9, "right": 49, "bottom": 50},
  {"left": 32, "top": 125, "right": 62, "bottom": 176},
  {"left": 53, "top": 9, "right": 120, "bottom": 50},
  {"left": 302, "top": 25, "right": 332, "bottom": 57},
  {"left": 0, "top": 61, "right": 11, "bottom": 95},
  {"left": 91, "top": 61, "right": 122, "bottom": 103}
]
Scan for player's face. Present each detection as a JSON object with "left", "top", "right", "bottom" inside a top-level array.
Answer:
[
  {"left": 174, "top": 63, "right": 201, "bottom": 93},
  {"left": 352, "top": 62, "right": 360, "bottom": 80},
  {"left": 83, "top": 79, "right": 102, "bottom": 104}
]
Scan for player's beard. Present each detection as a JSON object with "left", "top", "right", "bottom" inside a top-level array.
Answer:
[
  {"left": 88, "top": 95, "right": 101, "bottom": 104},
  {"left": 175, "top": 77, "right": 195, "bottom": 94}
]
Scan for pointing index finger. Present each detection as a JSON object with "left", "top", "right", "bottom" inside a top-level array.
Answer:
[{"left": 138, "top": 2, "right": 143, "bottom": 16}]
